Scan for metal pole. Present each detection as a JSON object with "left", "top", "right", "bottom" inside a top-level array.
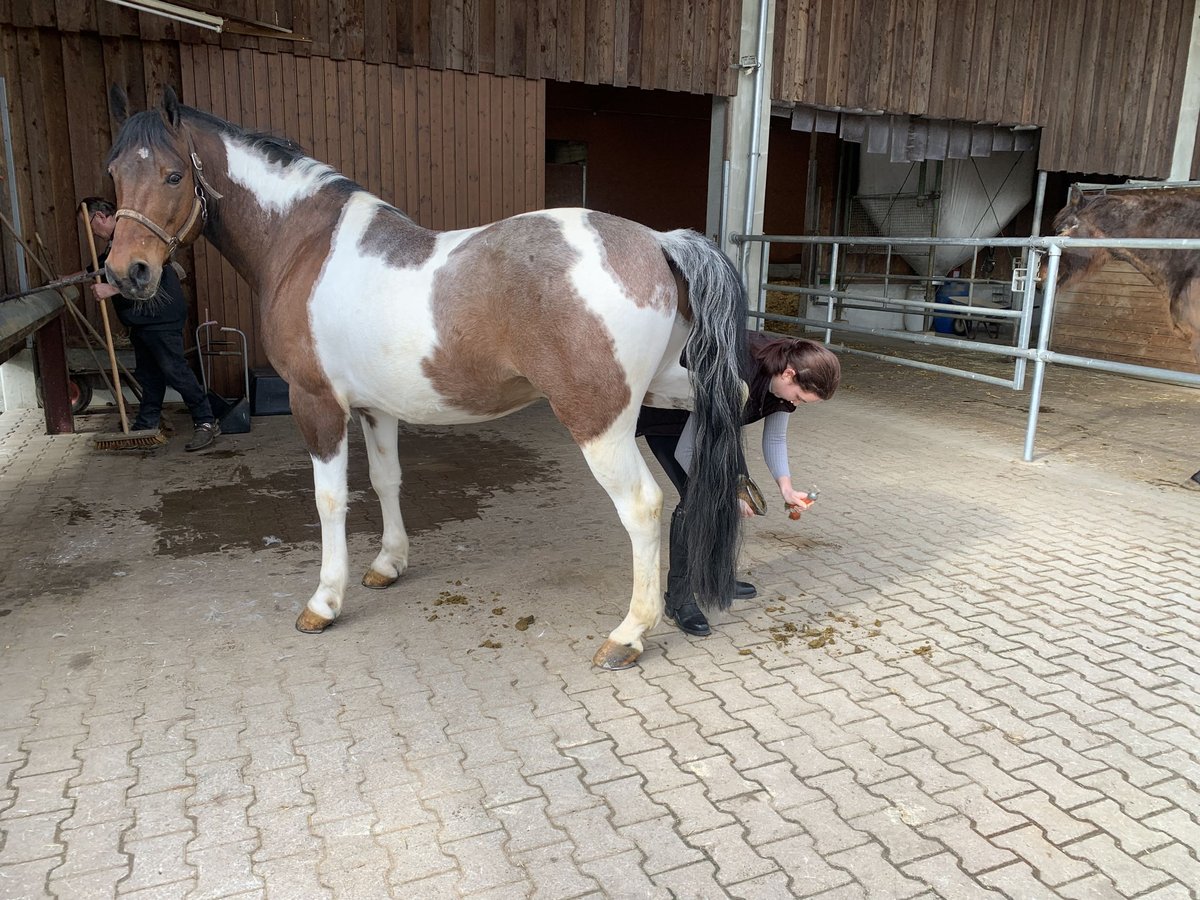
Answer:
[
  {"left": 719, "top": 159, "right": 731, "bottom": 253},
  {"left": 825, "top": 243, "right": 839, "bottom": 344},
  {"left": 1014, "top": 170, "right": 1047, "bottom": 390},
  {"left": 1023, "top": 245, "right": 1060, "bottom": 462},
  {"left": 738, "top": 0, "right": 772, "bottom": 275}
]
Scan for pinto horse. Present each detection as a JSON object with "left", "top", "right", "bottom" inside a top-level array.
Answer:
[
  {"left": 1049, "top": 185, "right": 1200, "bottom": 484},
  {"left": 102, "top": 86, "right": 748, "bottom": 669}
]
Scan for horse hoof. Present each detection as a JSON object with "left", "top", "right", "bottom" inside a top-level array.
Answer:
[
  {"left": 593, "top": 639, "right": 640, "bottom": 670},
  {"left": 295, "top": 609, "right": 334, "bottom": 633},
  {"left": 362, "top": 568, "right": 398, "bottom": 589}
]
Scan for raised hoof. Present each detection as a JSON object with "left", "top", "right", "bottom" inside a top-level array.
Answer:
[
  {"left": 295, "top": 608, "right": 334, "bottom": 634},
  {"left": 361, "top": 568, "right": 399, "bottom": 589},
  {"left": 593, "top": 639, "right": 641, "bottom": 670}
]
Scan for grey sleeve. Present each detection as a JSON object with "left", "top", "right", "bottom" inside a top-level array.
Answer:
[
  {"left": 761, "top": 411, "right": 791, "bottom": 481},
  {"left": 673, "top": 413, "right": 699, "bottom": 474}
]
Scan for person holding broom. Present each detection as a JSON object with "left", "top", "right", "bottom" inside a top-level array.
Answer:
[{"left": 82, "top": 197, "right": 218, "bottom": 452}]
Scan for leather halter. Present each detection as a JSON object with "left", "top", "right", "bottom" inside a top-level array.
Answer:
[{"left": 113, "top": 130, "right": 224, "bottom": 257}]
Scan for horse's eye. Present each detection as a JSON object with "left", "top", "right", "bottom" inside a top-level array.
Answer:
[{"left": 166, "top": 172, "right": 183, "bottom": 185}]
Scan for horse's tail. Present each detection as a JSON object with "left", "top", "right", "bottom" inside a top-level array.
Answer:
[{"left": 656, "top": 229, "right": 749, "bottom": 612}]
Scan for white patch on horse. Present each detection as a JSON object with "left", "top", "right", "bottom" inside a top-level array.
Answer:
[
  {"left": 137, "top": 147, "right": 149, "bottom": 160},
  {"left": 548, "top": 209, "right": 683, "bottom": 425},
  {"left": 308, "top": 194, "right": 491, "bottom": 423},
  {"left": 222, "top": 136, "right": 340, "bottom": 215}
]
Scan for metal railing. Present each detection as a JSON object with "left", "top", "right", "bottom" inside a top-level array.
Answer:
[{"left": 731, "top": 232, "right": 1200, "bottom": 462}]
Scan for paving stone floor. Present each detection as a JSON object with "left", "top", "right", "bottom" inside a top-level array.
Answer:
[{"left": 0, "top": 347, "right": 1197, "bottom": 899}]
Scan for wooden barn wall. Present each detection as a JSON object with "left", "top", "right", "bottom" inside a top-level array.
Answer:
[
  {"left": 0, "top": 26, "right": 543, "bottom": 395},
  {"left": 772, "top": 0, "right": 1193, "bottom": 179},
  {"left": 1053, "top": 260, "right": 1200, "bottom": 375},
  {"left": 7, "top": 1, "right": 743, "bottom": 97}
]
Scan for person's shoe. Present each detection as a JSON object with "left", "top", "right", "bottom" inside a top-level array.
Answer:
[
  {"left": 734, "top": 580, "right": 758, "bottom": 600},
  {"left": 664, "top": 592, "right": 711, "bottom": 637},
  {"left": 185, "top": 422, "right": 220, "bottom": 452}
]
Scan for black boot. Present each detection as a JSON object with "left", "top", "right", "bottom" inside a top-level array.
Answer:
[
  {"left": 735, "top": 581, "right": 757, "bottom": 600},
  {"left": 663, "top": 506, "right": 711, "bottom": 636}
]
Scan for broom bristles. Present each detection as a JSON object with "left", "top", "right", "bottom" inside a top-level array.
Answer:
[{"left": 92, "top": 428, "right": 168, "bottom": 450}]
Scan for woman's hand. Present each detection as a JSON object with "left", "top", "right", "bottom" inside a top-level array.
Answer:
[
  {"left": 781, "top": 486, "right": 813, "bottom": 510},
  {"left": 738, "top": 498, "right": 756, "bottom": 518},
  {"left": 91, "top": 282, "right": 119, "bottom": 300}
]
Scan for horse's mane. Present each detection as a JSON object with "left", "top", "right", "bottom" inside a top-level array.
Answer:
[{"left": 107, "top": 104, "right": 310, "bottom": 169}]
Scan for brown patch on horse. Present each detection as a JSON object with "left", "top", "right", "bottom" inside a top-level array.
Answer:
[
  {"left": 358, "top": 205, "right": 437, "bottom": 269},
  {"left": 587, "top": 211, "right": 681, "bottom": 315},
  {"left": 232, "top": 172, "right": 354, "bottom": 460},
  {"left": 422, "top": 214, "right": 633, "bottom": 443}
]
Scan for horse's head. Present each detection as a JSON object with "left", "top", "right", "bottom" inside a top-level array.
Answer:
[
  {"left": 104, "top": 85, "right": 215, "bottom": 301},
  {"left": 1039, "top": 185, "right": 1109, "bottom": 288}
]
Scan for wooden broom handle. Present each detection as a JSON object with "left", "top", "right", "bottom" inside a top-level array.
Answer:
[{"left": 80, "top": 202, "right": 130, "bottom": 434}]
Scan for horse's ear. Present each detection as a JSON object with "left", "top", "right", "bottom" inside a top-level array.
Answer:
[
  {"left": 109, "top": 83, "right": 129, "bottom": 128},
  {"left": 161, "top": 85, "right": 181, "bottom": 128},
  {"left": 1066, "top": 184, "right": 1083, "bottom": 210}
]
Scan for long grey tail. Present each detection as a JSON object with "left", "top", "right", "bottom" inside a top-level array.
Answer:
[{"left": 656, "top": 229, "right": 749, "bottom": 611}]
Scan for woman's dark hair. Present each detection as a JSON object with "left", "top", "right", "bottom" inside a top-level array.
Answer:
[
  {"left": 753, "top": 337, "right": 841, "bottom": 400},
  {"left": 81, "top": 196, "right": 116, "bottom": 217}
]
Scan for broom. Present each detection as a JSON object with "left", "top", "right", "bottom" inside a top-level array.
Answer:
[{"left": 79, "top": 203, "right": 167, "bottom": 450}]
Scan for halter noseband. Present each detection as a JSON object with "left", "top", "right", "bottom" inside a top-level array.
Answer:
[{"left": 113, "top": 130, "right": 224, "bottom": 257}]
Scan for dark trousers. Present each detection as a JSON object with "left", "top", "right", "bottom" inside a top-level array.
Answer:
[{"left": 129, "top": 327, "right": 214, "bottom": 429}]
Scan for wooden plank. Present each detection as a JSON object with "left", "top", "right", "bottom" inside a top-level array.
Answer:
[
  {"left": 509, "top": 0, "right": 527, "bottom": 75},
  {"left": 329, "top": 0, "right": 348, "bottom": 59},
  {"left": 624, "top": 0, "right": 642, "bottom": 87},
  {"left": 377, "top": 64, "right": 395, "bottom": 204},
  {"left": 336, "top": 57, "right": 352, "bottom": 174},
  {"left": 307, "top": 53, "right": 326, "bottom": 162},
  {"left": 279, "top": 53, "right": 298, "bottom": 146},
  {"left": 416, "top": 67, "right": 433, "bottom": 225},
  {"left": 470, "top": 73, "right": 484, "bottom": 220},
  {"left": 599, "top": 0, "right": 616, "bottom": 86},
  {"left": 493, "top": 0, "right": 510, "bottom": 74},
  {"left": 403, "top": 66, "right": 419, "bottom": 217},
  {"left": 501, "top": 74, "right": 514, "bottom": 216},
  {"left": 536, "top": 0, "right": 555, "bottom": 78},
  {"left": 427, "top": 69, "right": 443, "bottom": 227},
  {"left": 351, "top": 58, "right": 368, "bottom": 184},
  {"left": 440, "top": 69, "right": 454, "bottom": 226},
  {"left": 983, "top": 0, "right": 1012, "bottom": 123},
  {"left": 365, "top": 63, "right": 382, "bottom": 196},
  {"left": 463, "top": 0, "right": 479, "bottom": 72},
  {"left": 529, "top": 77, "right": 542, "bottom": 209},
  {"left": 364, "top": 0, "right": 383, "bottom": 63},
  {"left": 1111, "top": 0, "right": 1153, "bottom": 174},
  {"left": 477, "top": 0, "right": 496, "bottom": 71},
  {"left": 523, "top": 0, "right": 540, "bottom": 78},
  {"left": 413, "top": 0, "right": 431, "bottom": 67},
  {"left": 55, "top": 0, "right": 94, "bottom": 32},
  {"left": 512, "top": 74, "right": 526, "bottom": 211},
  {"left": 1064, "top": 0, "right": 1102, "bottom": 167},
  {"left": 490, "top": 75, "right": 503, "bottom": 219},
  {"left": 964, "top": 0, "right": 995, "bottom": 121},
  {"left": 465, "top": 71, "right": 480, "bottom": 224},
  {"left": 1008, "top": 0, "right": 1043, "bottom": 125},
  {"left": 447, "top": 0, "right": 465, "bottom": 71},
  {"left": 432, "top": 0, "right": 451, "bottom": 69},
  {"left": 346, "top": 0, "right": 366, "bottom": 61},
  {"left": 454, "top": 69, "right": 468, "bottom": 226}
]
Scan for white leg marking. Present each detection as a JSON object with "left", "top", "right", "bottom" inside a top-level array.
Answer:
[
  {"left": 580, "top": 420, "right": 664, "bottom": 653},
  {"left": 360, "top": 410, "right": 410, "bottom": 581},
  {"left": 306, "top": 435, "right": 350, "bottom": 620}
]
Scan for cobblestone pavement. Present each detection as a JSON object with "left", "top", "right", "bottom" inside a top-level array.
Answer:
[{"left": 0, "top": 349, "right": 1197, "bottom": 899}]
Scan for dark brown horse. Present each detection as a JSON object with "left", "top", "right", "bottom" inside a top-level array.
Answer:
[
  {"left": 1050, "top": 185, "right": 1200, "bottom": 358},
  {"left": 1049, "top": 185, "right": 1200, "bottom": 484},
  {"left": 101, "top": 86, "right": 750, "bottom": 668}
]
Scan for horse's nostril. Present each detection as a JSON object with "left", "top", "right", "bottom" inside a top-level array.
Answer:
[{"left": 128, "top": 261, "right": 151, "bottom": 289}]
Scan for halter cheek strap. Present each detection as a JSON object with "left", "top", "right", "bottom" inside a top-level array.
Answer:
[{"left": 113, "top": 130, "right": 224, "bottom": 257}]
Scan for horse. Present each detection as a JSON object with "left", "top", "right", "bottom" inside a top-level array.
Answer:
[
  {"left": 1047, "top": 184, "right": 1200, "bottom": 485},
  {"left": 101, "top": 86, "right": 749, "bottom": 669}
]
